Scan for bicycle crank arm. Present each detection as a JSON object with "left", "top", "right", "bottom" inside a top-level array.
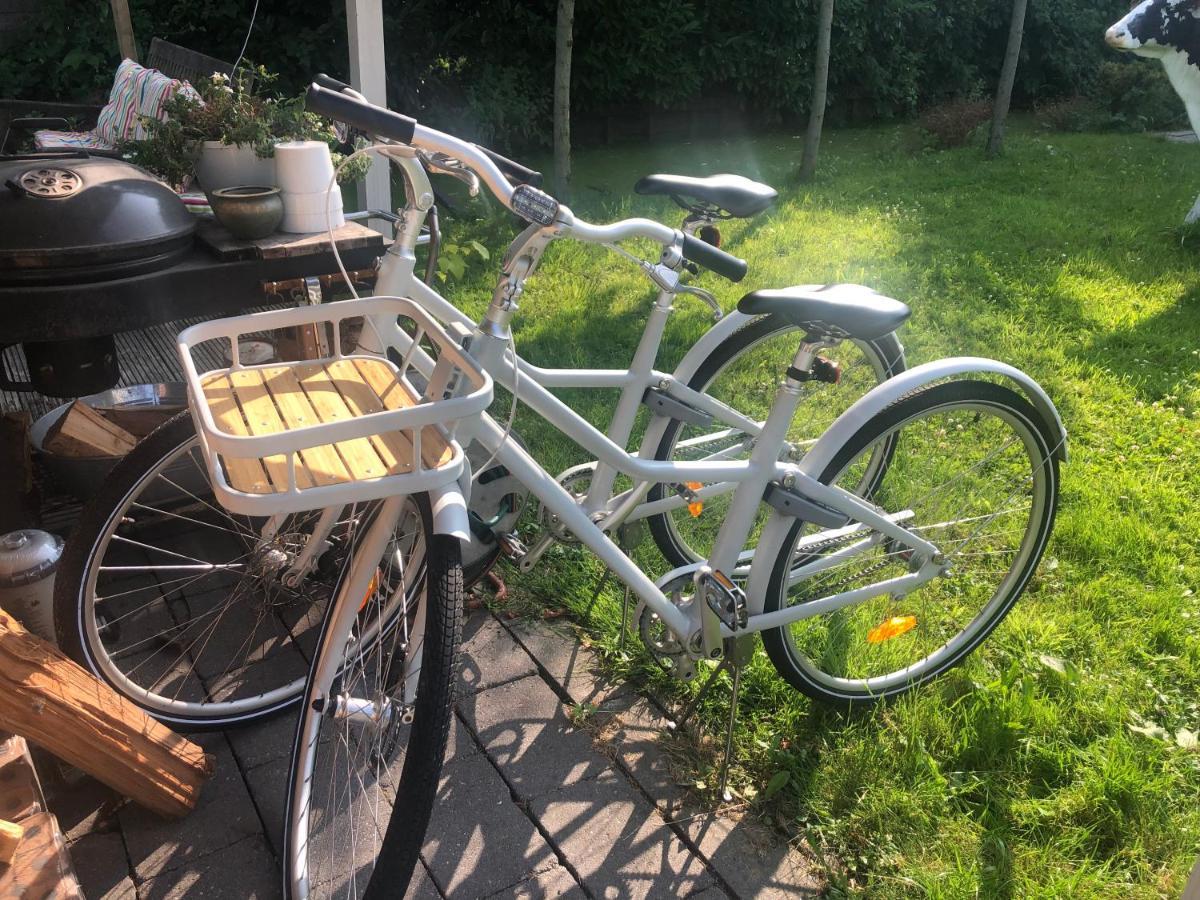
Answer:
[{"left": 517, "top": 531, "right": 557, "bottom": 573}]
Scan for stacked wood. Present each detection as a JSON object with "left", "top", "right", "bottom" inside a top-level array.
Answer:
[
  {"left": 96, "top": 406, "right": 180, "bottom": 438},
  {"left": 0, "top": 607, "right": 213, "bottom": 819},
  {"left": 0, "top": 812, "right": 82, "bottom": 899},
  {"left": 43, "top": 402, "right": 137, "bottom": 458},
  {"left": 0, "top": 819, "right": 23, "bottom": 864},
  {"left": 0, "top": 734, "right": 82, "bottom": 899}
]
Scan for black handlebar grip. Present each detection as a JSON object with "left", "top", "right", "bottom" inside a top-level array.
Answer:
[
  {"left": 681, "top": 233, "right": 748, "bottom": 283},
  {"left": 305, "top": 83, "right": 417, "bottom": 145},
  {"left": 314, "top": 73, "right": 354, "bottom": 93},
  {"left": 474, "top": 145, "right": 543, "bottom": 189}
]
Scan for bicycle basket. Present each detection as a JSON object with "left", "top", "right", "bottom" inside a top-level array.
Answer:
[{"left": 177, "top": 296, "right": 492, "bottom": 516}]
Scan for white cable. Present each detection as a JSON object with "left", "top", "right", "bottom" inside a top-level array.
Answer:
[
  {"left": 326, "top": 143, "right": 394, "bottom": 299},
  {"left": 231, "top": 0, "right": 261, "bottom": 76},
  {"left": 470, "top": 334, "right": 520, "bottom": 483},
  {"left": 322, "top": 145, "right": 520, "bottom": 481}
]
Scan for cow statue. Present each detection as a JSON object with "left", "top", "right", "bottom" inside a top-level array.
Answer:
[{"left": 1108, "top": 0, "right": 1200, "bottom": 222}]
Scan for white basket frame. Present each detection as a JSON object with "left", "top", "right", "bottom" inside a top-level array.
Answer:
[{"left": 177, "top": 296, "right": 493, "bottom": 516}]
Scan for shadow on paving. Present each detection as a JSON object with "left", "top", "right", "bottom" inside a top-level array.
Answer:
[{"left": 44, "top": 606, "right": 816, "bottom": 898}]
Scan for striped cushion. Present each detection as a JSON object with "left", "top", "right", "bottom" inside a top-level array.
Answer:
[
  {"left": 33, "top": 130, "right": 116, "bottom": 151},
  {"left": 94, "top": 59, "right": 195, "bottom": 144}
]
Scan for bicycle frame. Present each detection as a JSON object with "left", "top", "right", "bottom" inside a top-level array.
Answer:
[{"left": 334, "top": 147, "right": 1068, "bottom": 659}]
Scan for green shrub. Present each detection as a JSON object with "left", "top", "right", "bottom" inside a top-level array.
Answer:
[
  {"left": 1088, "top": 61, "right": 1188, "bottom": 132},
  {"left": 1034, "top": 96, "right": 1106, "bottom": 133},
  {"left": 919, "top": 98, "right": 992, "bottom": 149}
]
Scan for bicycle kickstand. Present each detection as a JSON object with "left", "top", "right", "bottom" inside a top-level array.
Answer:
[{"left": 717, "top": 661, "right": 743, "bottom": 803}]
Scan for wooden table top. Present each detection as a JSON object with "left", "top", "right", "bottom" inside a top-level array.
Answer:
[{"left": 195, "top": 219, "right": 386, "bottom": 262}]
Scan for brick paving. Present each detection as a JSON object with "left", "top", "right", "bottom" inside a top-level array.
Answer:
[{"left": 46, "top": 603, "right": 820, "bottom": 899}]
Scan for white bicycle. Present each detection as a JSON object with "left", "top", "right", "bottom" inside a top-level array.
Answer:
[{"left": 58, "top": 80, "right": 1063, "bottom": 898}]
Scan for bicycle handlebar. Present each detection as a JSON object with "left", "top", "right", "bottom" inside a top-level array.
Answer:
[
  {"left": 305, "top": 81, "right": 748, "bottom": 281},
  {"left": 681, "top": 233, "right": 748, "bottom": 283}
]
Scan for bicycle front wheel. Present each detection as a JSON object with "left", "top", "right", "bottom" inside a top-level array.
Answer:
[
  {"left": 648, "top": 315, "right": 905, "bottom": 569},
  {"left": 284, "top": 493, "right": 462, "bottom": 899},
  {"left": 762, "top": 380, "right": 1060, "bottom": 706}
]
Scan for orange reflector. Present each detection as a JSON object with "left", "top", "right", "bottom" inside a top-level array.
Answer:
[
  {"left": 359, "top": 569, "right": 380, "bottom": 612},
  {"left": 867, "top": 615, "right": 917, "bottom": 644},
  {"left": 686, "top": 482, "right": 704, "bottom": 517}
]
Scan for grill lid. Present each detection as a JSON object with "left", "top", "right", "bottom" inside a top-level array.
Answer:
[{"left": 0, "top": 153, "right": 196, "bottom": 285}]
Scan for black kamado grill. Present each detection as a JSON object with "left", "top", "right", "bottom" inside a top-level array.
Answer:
[
  {"left": 0, "top": 152, "right": 386, "bottom": 397},
  {"left": 0, "top": 154, "right": 196, "bottom": 396}
]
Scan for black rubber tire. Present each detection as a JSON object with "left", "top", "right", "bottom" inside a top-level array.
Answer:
[
  {"left": 646, "top": 314, "right": 906, "bottom": 569},
  {"left": 761, "top": 380, "right": 1060, "bottom": 707},
  {"left": 284, "top": 493, "right": 462, "bottom": 899}
]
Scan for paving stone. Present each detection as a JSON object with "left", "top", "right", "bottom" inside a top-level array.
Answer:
[
  {"left": 421, "top": 751, "right": 558, "bottom": 898},
  {"left": 684, "top": 887, "right": 732, "bottom": 899},
  {"left": 119, "top": 734, "right": 263, "bottom": 880},
  {"left": 137, "top": 835, "right": 280, "bottom": 899},
  {"left": 486, "top": 864, "right": 584, "bottom": 899},
  {"left": 668, "top": 809, "right": 821, "bottom": 898},
  {"left": 227, "top": 709, "right": 298, "bottom": 771},
  {"left": 529, "top": 768, "right": 712, "bottom": 900},
  {"left": 243, "top": 757, "right": 288, "bottom": 857},
  {"left": 458, "top": 675, "right": 608, "bottom": 799},
  {"left": 604, "top": 696, "right": 691, "bottom": 815},
  {"left": 406, "top": 861, "right": 443, "bottom": 899},
  {"left": 458, "top": 611, "right": 538, "bottom": 695},
  {"left": 500, "top": 617, "right": 634, "bottom": 713},
  {"left": 446, "top": 711, "right": 482, "bottom": 765},
  {"left": 45, "top": 773, "right": 124, "bottom": 843},
  {"left": 67, "top": 830, "right": 133, "bottom": 899}
]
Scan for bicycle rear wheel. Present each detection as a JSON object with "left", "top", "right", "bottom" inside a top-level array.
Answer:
[
  {"left": 762, "top": 380, "right": 1060, "bottom": 706},
  {"left": 55, "top": 412, "right": 425, "bottom": 729},
  {"left": 648, "top": 316, "right": 905, "bottom": 569},
  {"left": 284, "top": 493, "right": 462, "bottom": 899}
]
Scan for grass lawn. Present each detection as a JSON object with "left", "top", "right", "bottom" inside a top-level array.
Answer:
[{"left": 435, "top": 121, "right": 1200, "bottom": 897}]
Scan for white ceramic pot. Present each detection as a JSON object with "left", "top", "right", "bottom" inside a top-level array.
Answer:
[
  {"left": 274, "top": 140, "right": 337, "bottom": 194},
  {"left": 281, "top": 188, "right": 344, "bottom": 216},
  {"left": 195, "top": 141, "right": 277, "bottom": 193},
  {"left": 280, "top": 207, "right": 346, "bottom": 234}
]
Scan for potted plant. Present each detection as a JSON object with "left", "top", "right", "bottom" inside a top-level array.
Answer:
[{"left": 126, "top": 66, "right": 368, "bottom": 194}]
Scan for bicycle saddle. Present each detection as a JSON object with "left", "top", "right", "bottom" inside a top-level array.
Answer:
[
  {"left": 634, "top": 173, "right": 777, "bottom": 218},
  {"left": 738, "top": 284, "right": 911, "bottom": 340}
]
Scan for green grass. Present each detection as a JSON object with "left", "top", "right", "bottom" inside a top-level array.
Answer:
[{"left": 438, "top": 122, "right": 1200, "bottom": 896}]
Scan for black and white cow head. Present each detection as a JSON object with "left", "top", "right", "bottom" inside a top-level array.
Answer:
[{"left": 1107, "top": 0, "right": 1200, "bottom": 65}]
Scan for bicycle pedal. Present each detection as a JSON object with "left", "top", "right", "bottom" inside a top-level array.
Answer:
[
  {"left": 497, "top": 532, "right": 527, "bottom": 562},
  {"left": 700, "top": 569, "right": 748, "bottom": 631}
]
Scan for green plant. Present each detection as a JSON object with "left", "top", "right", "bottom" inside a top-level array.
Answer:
[
  {"left": 1087, "top": 61, "right": 1188, "bottom": 133},
  {"left": 1034, "top": 95, "right": 1105, "bottom": 133},
  {"left": 125, "top": 67, "right": 369, "bottom": 189},
  {"left": 918, "top": 97, "right": 992, "bottom": 148}
]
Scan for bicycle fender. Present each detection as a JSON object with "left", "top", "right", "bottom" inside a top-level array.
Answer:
[
  {"left": 428, "top": 482, "right": 470, "bottom": 540},
  {"left": 797, "top": 357, "right": 1067, "bottom": 478},
  {"left": 742, "top": 358, "right": 1067, "bottom": 619},
  {"left": 669, "top": 310, "right": 759, "bottom": 385}
]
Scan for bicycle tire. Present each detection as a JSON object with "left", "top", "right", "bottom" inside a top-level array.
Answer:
[
  {"left": 283, "top": 493, "right": 462, "bottom": 899},
  {"left": 647, "top": 314, "right": 905, "bottom": 569},
  {"left": 54, "top": 411, "right": 426, "bottom": 729},
  {"left": 761, "top": 380, "right": 1060, "bottom": 707}
]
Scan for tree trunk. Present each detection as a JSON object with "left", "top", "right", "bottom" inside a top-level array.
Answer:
[
  {"left": 0, "top": 608, "right": 212, "bottom": 819},
  {"left": 109, "top": 0, "right": 138, "bottom": 62},
  {"left": 987, "top": 0, "right": 1029, "bottom": 158},
  {"left": 799, "top": 0, "right": 835, "bottom": 182},
  {"left": 553, "top": 0, "right": 575, "bottom": 200}
]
